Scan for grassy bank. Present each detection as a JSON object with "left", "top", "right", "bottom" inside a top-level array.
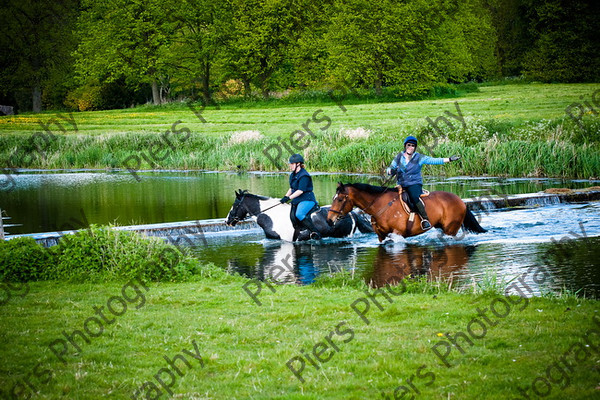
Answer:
[
  {"left": 1, "top": 83, "right": 599, "bottom": 178},
  {"left": 1, "top": 228, "right": 600, "bottom": 399},
  {"left": 1, "top": 271, "right": 599, "bottom": 399}
]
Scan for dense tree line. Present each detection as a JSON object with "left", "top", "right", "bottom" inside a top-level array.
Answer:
[{"left": 0, "top": 0, "right": 598, "bottom": 112}]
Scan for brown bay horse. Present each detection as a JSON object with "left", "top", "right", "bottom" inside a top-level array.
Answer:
[{"left": 326, "top": 183, "right": 486, "bottom": 242}]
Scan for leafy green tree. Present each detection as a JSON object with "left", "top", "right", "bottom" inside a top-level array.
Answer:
[
  {"left": 0, "top": 0, "right": 78, "bottom": 112},
  {"left": 324, "top": 0, "right": 497, "bottom": 92},
  {"left": 484, "top": 0, "right": 531, "bottom": 77},
  {"left": 167, "top": 0, "right": 231, "bottom": 104},
  {"left": 223, "top": 0, "right": 303, "bottom": 98},
  {"left": 75, "top": 0, "right": 177, "bottom": 105},
  {"left": 521, "top": 0, "right": 600, "bottom": 82}
]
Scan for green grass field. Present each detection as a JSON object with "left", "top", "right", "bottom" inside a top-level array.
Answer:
[
  {"left": 1, "top": 83, "right": 599, "bottom": 177},
  {"left": 1, "top": 219, "right": 599, "bottom": 399},
  {"left": 1, "top": 83, "right": 598, "bottom": 136},
  {"left": 1, "top": 273, "right": 599, "bottom": 399}
]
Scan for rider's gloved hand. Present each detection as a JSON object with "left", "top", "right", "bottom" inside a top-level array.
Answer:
[
  {"left": 280, "top": 196, "right": 290, "bottom": 203},
  {"left": 387, "top": 167, "right": 397, "bottom": 176},
  {"left": 449, "top": 155, "right": 461, "bottom": 162}
]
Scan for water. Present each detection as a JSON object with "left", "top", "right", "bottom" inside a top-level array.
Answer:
[
  {"left": 2, "top": 170, "right": 600, "bottom": 296},
  {"left": 1, "top": 169, "right": 596, "bottom": 235},
  {"left": 194, "top": 202, "right": 600, "bottom": 296}
]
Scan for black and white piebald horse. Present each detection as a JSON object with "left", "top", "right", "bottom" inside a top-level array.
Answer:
[{"left": 226, "top": 190, "right": 373, "bottom": 241}]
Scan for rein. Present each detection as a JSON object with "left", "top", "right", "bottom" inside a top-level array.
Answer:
[
  {"left": 231, "top": 193, "right": 282, "bottom": 223},
  {"left": 332, "top": 182, "right": 399, "bottom": 221}
]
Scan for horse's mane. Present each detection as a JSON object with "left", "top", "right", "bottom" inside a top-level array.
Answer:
[
  {"left": 341, "top": 183, "right": 399, "bottom": 194},
  {"left": 238, "top": 190, "right": 272, "bottom": 201}
]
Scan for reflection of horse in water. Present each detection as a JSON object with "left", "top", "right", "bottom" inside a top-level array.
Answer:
[
  {"left": 227, "top": 242, "right": 319, "bottom": 285},
  {"left": 369, "top": 244, "right": 476, "bottom": 288},
  {"left": 226, "top": 190, "right": 373, "bottom": 242},
  {"left": 226, "top": 240, "right": 359, "bottom": 285}
]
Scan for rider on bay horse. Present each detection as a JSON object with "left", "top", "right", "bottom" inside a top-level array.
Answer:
[{"left": 387, "top": 136, "right": 460, "bottom": 230}]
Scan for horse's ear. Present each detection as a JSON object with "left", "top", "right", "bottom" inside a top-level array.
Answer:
[
  {"left": 337, "top": 182, "right": 344, "bottom": 192},
  {"left": 235, "top": 189, "right": 242, "bottom": 197}
]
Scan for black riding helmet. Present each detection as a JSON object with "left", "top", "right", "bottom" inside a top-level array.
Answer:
[{"left": 289, "top": 154, "right": 305, "bottom": 164}]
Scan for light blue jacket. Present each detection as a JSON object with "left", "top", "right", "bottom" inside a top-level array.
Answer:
[{"left": 388, "top": 152, "right": 445, "bottom": 186}]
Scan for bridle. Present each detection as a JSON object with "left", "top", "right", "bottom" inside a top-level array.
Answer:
[
  {"left": 329, "top": 192, "right": 351, "bottom": 218},
  {"left": 330, "top": 184, "right": 398, "bottom": 222}
]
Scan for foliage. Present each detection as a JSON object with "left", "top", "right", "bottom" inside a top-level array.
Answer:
[
  {"left": 521, "top": 0, "right": 600, "bottom": 82},
  {"left": 0, "top": 226, "right": 204, "bottom": 283},
  {"left": 0, "top": 0, "right": 79, "bottom": 112},
  {"left": 3, "top": 0, "right": 597, "bottom": 111},
  {"left": 0, "top": 237, "right": 53, "bottom": 282},
  {"left": 75, "top": 0, "right": 178, "bottom": 105}
]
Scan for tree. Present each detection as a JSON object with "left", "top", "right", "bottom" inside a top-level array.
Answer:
[
  {"left": 223, "top": 0, "right": 302, "bottom": 98},
  {"left": 167, "top": 0, "right": 230, "bottom": 104},
  {"left": 75, "top": 0, "right": 177, "bottom": 105},
  {"left": 521, "top": 0, "right": 600, "bottom": 82},
  {"left": 324, "top": 0, "right": 498, "bottom": 91},
  {"left": 0, "top": 0, "right": 78, "bottom": 112}
]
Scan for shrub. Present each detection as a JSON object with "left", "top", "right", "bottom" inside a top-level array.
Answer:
[
  {"left": 0, "top": 226, "right": 204, "bottom": 283},
  {"left": 0, "top": 237, "right": 53, "bottom": 282},
  {"left": 50, "top": 226, "right": 201, "bottom": 282},
  {"left": 64, "top": 84, "right": 104, "bottom": 111}
]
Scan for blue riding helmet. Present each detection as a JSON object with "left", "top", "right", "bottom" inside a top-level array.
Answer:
[
  {"left": 289, "top": 154, "right": 305, "bottom": 164},
  {"left": 404, "top": 136, "right": 418, "bottom": 147}
]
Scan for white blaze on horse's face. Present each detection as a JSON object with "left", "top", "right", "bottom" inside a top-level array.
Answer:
[
  {"left": 225, "top": 205, "right": 234, "bottom": 225},
  {"left": 327, "top": 192, "right": 348, "bottom": 225}
]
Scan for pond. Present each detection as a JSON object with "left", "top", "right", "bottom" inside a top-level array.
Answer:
[{"left": 2, "top": 170, "right": 600, "bottom": 296}]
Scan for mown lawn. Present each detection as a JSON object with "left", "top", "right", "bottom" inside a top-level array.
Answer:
[{"left": 1, "top": 273, "right": 599, "bottom": 399}]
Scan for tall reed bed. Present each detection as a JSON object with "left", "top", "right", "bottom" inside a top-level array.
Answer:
[{"left": 1, "top": 117, "right": 598, "bottom": 178}]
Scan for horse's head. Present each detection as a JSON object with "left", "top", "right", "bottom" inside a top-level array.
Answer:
[
  {"left": 327, "top": 182, "right": 355, "bottom": 226},
  {"left": 226, "top": 189, "right": 251, "bottom": 226}
]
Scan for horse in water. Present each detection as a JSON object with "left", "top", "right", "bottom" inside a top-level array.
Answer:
[
  {"left": 226, "top": 190, "right": 373, "bottom": 242},
  {"left": 326, "top": 183, "right": 486, "bottom": 242}
]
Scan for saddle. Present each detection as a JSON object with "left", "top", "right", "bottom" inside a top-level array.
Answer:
[
  {"left": 289, "top": 203, "right": 320, "bottom": 230},
  {"left": 397, "top": 186, "right": 430, "bottom": 215}
]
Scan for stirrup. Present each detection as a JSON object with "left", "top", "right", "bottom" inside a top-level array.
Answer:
[{"left": 421, "top": 219, "right": 432, "bottom": 230}]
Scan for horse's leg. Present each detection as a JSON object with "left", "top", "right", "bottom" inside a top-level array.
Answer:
[
  {"left": 372, "top": 221, "right": 389, "bottom": 242},
  {"left": 257, "top": 214, "right": 281, "bottom": 240},
  {"left": 439, "top": 198, "right": 467, "bottom": 236},
  {"left": 441, "top": 220, "right": 463, "bottom": 236}
]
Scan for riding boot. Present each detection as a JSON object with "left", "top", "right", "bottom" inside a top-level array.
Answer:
[
  {"left": 301, "top": 216, "right": 322, "bottom": 240},
  {"left": 415, "top": 201, "right": 432, "bottom": 230}
]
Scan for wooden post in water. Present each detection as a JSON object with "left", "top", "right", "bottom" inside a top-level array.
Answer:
[{"left": 0, "top": 209, "right": 4, "bottom": 241}]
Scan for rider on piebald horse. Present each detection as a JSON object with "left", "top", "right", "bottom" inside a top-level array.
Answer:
[
  {"left": 280, "top": 154, "right": 322, "bottom": 240},
  {"left": 387, "top": 136, "right": 461, "bottom": 230}
]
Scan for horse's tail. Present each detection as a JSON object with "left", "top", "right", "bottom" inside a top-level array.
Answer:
[
  {"left": 353, "top": 211, "right": 374, "bottom": 233},
  {"left": 462, "top": 209, "right": 487, "bottom": 233}
]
